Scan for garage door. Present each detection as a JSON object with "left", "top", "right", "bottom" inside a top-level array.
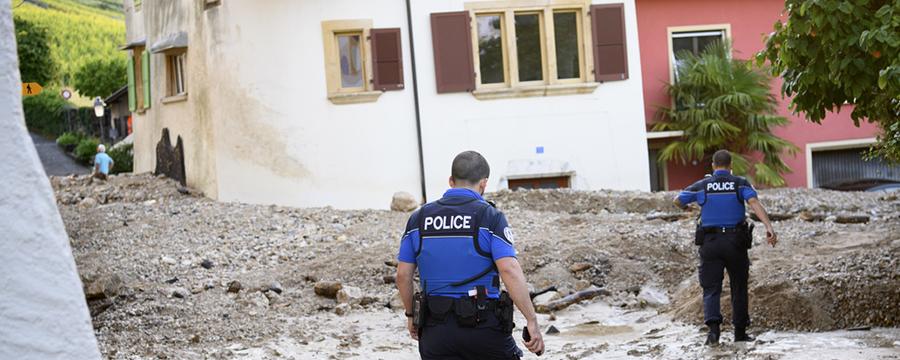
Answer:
[{"left": 811, "top": 147, "right": 900, "bottom": 188}]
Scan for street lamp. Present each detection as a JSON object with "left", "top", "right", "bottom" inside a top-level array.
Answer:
[{"left": 93, "top": 97, "right": 106, "bottom": 117}]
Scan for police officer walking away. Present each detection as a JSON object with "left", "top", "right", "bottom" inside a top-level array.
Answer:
[
  {"left": 674, "top": 150, "right": 778, "bottom": 345},
  {"left": 396, "top": 151, "right": 544, "bottom": 359}
]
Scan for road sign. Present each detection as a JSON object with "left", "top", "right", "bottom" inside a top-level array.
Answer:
[
  {"left": 61, "top": 89, "right": 72, "bottom": 100},
  {"left": 22, "top": 82, "right": 43, "bottom": 96}
]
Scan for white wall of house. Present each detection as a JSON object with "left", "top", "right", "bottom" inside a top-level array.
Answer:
[
  {"left": 410, "top": 0, "right": 649, "bottom": 201},
  {"left": 0, "top": 3, "right": 100, "bottom": 357},
  {"left": 205, "top": 0, "right": 423, "bottom": 209},
  {"left": 126, "top": 0, "right": 649, "bottom": 209}
]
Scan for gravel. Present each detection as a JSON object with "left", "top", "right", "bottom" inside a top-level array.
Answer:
[{"left": 53, "top": 174, "right": 900, "bottom": 358}]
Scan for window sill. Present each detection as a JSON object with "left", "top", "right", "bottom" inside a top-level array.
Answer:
[
  {"left": 328, "top": 91, "right": 382, "bottom": 105},
  {"left": 472, "top": 82, "right": 599, "bottom": 100},
  {"left": 161, "top": 94, "right": 188, "bottom": 104}
]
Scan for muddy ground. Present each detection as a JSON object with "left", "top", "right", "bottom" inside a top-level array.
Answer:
[{"left": 54, "top": 174, "right": 900, "bottom": 359}]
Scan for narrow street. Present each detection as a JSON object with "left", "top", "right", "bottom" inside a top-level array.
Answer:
[{"left": 29, "top": 132, "right": 89, "bottom": 176}]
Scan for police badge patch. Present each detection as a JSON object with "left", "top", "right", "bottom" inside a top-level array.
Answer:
[{"left": 502, "top": 227, "right": 515, "bottom": 245}]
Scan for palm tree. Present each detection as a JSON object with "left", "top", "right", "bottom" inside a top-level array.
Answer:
[{"left": 654, "top": 41, "right": 798, "bottom": 187}]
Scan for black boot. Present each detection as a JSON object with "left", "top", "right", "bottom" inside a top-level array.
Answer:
[
  {"left": 705, "top": 323, "right": 720, "bottom": 346},
  {"left": 734, "top": 327, "right": 754, "bottom": 342}
]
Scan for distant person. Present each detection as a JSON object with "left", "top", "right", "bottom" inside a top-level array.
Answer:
[
  {"left": 92, "top": 144, "right": 114, "bottom": 181},
  {"left": 674, "top": 149, "right": 777, "bottom": 346},
  {"left": 396, "top": 150, "right": 544, "bottom": 359}
]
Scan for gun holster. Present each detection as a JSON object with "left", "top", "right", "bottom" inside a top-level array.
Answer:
[
  {"left": 694, "top": 221, "right": 705, "bottom": 246},
  {"left": 496, "top": 291, "right": 515, "bottom": 333},
  {"left": 412, "top": 291, "right": 427, "bottom": 333},
  {"left": 738, "top": 221, "right": 754, "bottom": 249}
]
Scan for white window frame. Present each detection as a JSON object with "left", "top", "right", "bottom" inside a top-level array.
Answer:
[{"left": 666, "top": 24, "right": 731, "bottom": 85}]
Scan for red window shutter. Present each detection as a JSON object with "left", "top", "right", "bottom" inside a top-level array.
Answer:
[
  {"left": 371, "top": 28, "right": 404, "bottom": 91},
  {"left": 430, "top": 11, "right": 475, "bottom": 93},
  {"left": 591, "top": 4, "right": 628, "bottom": 82}
]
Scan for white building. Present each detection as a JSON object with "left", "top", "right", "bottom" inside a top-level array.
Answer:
[{"left": 122, "top": 0, "right": 649, "bottom": 209}]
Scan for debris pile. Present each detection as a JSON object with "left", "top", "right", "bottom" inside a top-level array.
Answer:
[{"left": 52, "top": 174, "right": 900, "bottom": 357}]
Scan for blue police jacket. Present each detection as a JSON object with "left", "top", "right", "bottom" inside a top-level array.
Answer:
[
  {"left": 397, "top": 188, "right": 517, "bottom": 299},
  {"left": 677, "top": 170, "right": 758, "bottom": 227}
]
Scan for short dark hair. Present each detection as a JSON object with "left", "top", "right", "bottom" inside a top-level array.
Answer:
[
  {"left": 451, "top": 151, "right": 490, "bottom": 185},
  {"left": 712, "top": 150, "right": 732, "bottom": 167}
]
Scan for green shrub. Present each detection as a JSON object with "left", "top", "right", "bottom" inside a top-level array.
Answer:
[
  {"left": 74, "top": 137, "right": 100, "bottom": 165},
  {"left": 22, "top": 87, "right": 68, "bottom": 137},
  {"left": 56, "top": 132, "right": 80, "bottom": 146},
  {"left": 107, "top": 143, "right": 133, "bottom": 174}
]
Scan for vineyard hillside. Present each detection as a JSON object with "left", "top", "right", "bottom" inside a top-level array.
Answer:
[{"left": 13, "top": 0, "right": 125, "bottom": 86}]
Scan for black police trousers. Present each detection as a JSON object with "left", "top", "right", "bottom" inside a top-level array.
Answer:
[
  {"left": 419, "top": 311, "right": 522, "bottom": 360},
  {"left": 698, "top": 231, "right": 750, "bottom": 329}
]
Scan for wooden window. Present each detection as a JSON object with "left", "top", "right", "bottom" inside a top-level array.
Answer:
[
  {"left": 337, "top": 32, "right": 366, "bottom": 89},
  {"left": 371, "top": 28, "right": 404, "bottom": 91},
  {"left": 134, "top": 47, "right": 143, "bottom": 109},
  {"left": 514, "top": 12, "right": 546, "bottom": 82},
  {"left": 476, "top": 13, "right": 506, "bottom": 85},
  {"left": 508, "top": 176, "right": 570, "bottom": 190},
  {"left": 591, "top": 3, "right": 628, "bottom": 82},
  {"left": 321, "top": 20, "right": 392, "bottom": 104},
  {"left": 431, "top": 11, "right": 476, "bottom": 93},
  {"left": 553, "top": 10, "right": 582, "bottom": 80},
  {"left": 162, "top": 49, "right": 187, "bottom": 103}
]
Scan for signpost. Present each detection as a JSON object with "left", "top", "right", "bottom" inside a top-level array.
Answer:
[{"left": 21, "top": 82, "right": 43, "bottom": 96}]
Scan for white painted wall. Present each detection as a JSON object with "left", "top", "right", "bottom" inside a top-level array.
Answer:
[
  {"left": 0, "top": 3, "right": 101, "bottom": 358},
  {"left": 207, "top": 0, "right": 423, "bottom": 209},
  {"left": 410, "top": 0, "right": 650, "bottom": 202}
]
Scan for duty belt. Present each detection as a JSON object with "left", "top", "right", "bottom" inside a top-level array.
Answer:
[{"left": 703, "top": 226, "right": 741, "bottom": 234}]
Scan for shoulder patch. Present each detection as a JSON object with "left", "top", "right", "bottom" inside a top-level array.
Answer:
[{"left": 502, "top": 226, "right": 515, "bottom": 245}]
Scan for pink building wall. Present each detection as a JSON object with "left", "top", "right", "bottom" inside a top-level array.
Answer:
[{"left": 636, "top": 0, "right": 881, "bottom": 190}]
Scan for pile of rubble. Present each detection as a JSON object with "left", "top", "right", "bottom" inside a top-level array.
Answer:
[{"left": 53, "top": 174, "right": 899, "bottom": 357}]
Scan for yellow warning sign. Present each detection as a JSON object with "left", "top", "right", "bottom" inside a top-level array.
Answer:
[{"left": 22, "top": 82, "right": 43, "bottom": 96}]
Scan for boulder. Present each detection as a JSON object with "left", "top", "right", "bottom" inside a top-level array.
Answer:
[
  {"left": 227, "top": 280, "right": 243, "bottom": 293},
  {"left": 637, "top": 286, "right": 670, "bottom": 307},
  {"left": 336, "top": 286, "right": 378, "bottom": 305},
  {"left": 314, "top": 281, "right": 343, "bottom": 299},
  {"left": 83, "top": 274, "right": 124, "bottom": 300},
  {"left": 391, "top": 192, "right": 419, "bottom": 212}
]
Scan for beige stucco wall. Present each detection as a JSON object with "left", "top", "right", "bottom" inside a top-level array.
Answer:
[{"left": 130, "top": 0, "right": 220, "bottom": 198}]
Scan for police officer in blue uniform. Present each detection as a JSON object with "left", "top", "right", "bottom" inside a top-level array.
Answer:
[
  {"left": 674, "top": 150, "right": 778, "bottom": 345},
  {"left": 396, "top": 151, "right": 544, "bottom": 359}
]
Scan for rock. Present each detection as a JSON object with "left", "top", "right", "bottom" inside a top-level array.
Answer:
[
  {"left": 532, "top": 291, "right": 559, "bottom": 307},
  {"left": 384, "top": 260, "right": 398, "bottom": 267},
  {"left": 336, "top": 286, "right": 377, "bottom": 305},
  {"left": 84, "top": 274, "right": 124, "bottom": 300},
  {"left": 227, "top": 280, "right": 242, "bottom": 293},
  {"left": 160, "top": 256, "right": 177, "bottom": 265},
  {"left": 264, "top": 291, "right": 282, "bottom": 306},
  {"left": 335, "top": 303, "right": 351, "bottom": 316},
  {"left": 200, "top": 259, "right": 214, "bottom": 269},
  {"left": 190, "top": 334, "right": 200, "bottom": 344},
  {"left": 834, "top": 214, "right": 870, "bottom": 224},
  {"left": 79, "top": 197, "right": 98, "bottom": 207},
  {"left": 246, "top": 291, "right": 269, "bottom": 310},
  {"left": 637, "top": 286, "right": 670, "bottom": 307},
  {"left": 171, "top": 287, "right": 190, "bottom": 299},
  {"left": 546, "top": 325, "right": 560, "bottom": 335},
  {"left": 751, "top": 212, "right": 794, "bottom": 221},
  {"left": 268, "top": 281, "right": 284, "bottom": 294},
  {"left": 314, "top": 281, "right": 343, "bottom": 299},
  {"left": 391, "top": 192, "right": 419, "bottom": 212},
  {"left": 569, "top": 263, "right": 592, "bottom": 273},
  {"left": 575, "top": 280, "right": 591, "bottom": 291},
  {"left": 645, "top": 212, "right": 689, "bottom": 222},
  {"left": 389, "top": 290, "right": 404, "bottom": 310},
  {"left": 165, "top": 277, "right": 178, "bottom": 284},
  {"left": 799, "top": 211, "right": 826, "bottom": 222},
  {"left": 382, "top": 275, "right": 396, "bottom": 284}
]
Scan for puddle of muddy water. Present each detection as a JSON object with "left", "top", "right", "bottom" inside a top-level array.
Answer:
[{"left": 228, "top": 301, "right": 900, "bottom": 360}]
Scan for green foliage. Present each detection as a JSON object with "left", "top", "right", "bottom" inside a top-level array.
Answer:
[
  {"left": 56, "top": 132, "right": 81, "bottom": 146},
  {"left": 14, "top": 17, "right": 56, "bottom": 85},
  {"left": 655, "top": 41, "right": 798, "bottom": 187},
  {"left": 22, "top": 86, "right": 69, "bottom": 137},
  {"left": 13, "top": 0, "right": 126, "bottom": 86},
  {"left": 758, "top": 0, "right": 900, "bottom": 163},
  {"left": 73, "top": 57, "right": 127, "bottom": 98},
  {"left": 74, "top": 137, "right": 101, "bottom": 164},
  {"left": 108, "top": 143, "right": 133, "bottom": 174}
]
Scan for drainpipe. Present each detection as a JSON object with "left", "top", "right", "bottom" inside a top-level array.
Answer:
[{"left": 405, "top": 0, "right": 428, "bottom": 204}]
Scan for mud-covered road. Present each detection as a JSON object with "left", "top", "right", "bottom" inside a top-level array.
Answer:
[{"left": 53, "top": 174, "right": 900, "bottom": 359}]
